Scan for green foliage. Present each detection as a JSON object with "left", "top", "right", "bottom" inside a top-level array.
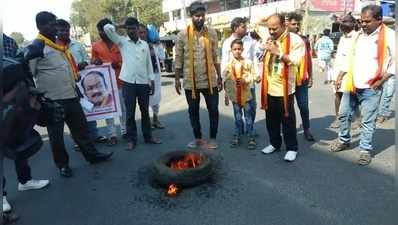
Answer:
[
  {"left": 10, "top": 32, "right": 25, "bottom": 45},
  {"left": 70, "top": 0, "right": 166, "bottom": 41}
]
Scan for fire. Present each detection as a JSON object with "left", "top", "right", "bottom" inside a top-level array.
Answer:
[
  {"left": 169, "top": 153, "right": 203, "bottom": 171},
  {"left": 167, "top": 184, "right": 179, "bottom": 196}
]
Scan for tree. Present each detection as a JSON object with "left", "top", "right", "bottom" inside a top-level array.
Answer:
[
  {"left": 132, "top": 0, "right": 166, "bottom": 27},
  {"left": 10, "top": 32, "right": 25, "bottom": 45},
  {"left": 70, "top": 0, "right": 166, "bottom": 40}
]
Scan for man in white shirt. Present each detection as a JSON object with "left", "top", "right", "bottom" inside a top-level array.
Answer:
[
  {"left": 332, "top": 5, "right": 395, "bottom": 165},
  {"left": 221, "top": 17, "right": 258, "bottom": 135},
  {"left": 104, "top": 17, "right": 161, "bottom": 150}
]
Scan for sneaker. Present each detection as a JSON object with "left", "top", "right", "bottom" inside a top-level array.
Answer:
[
  {"left": 358, "top": 151, "right": 372, "bottom": 165},
  {"left": 94, "top": 136, "right": 108, "bottom": 143},
  {"left": 304, "top": 130, "right": 315, "bottom": 142},
  {"left": 187, "top": 139, "right": 206, "bottom": 149},
  {"left": 330, "top": 140, "right": 350, "bottom": 152},
  {"left": 207, "top": 139, "right": 218, "bottom": 149},
  {"left": 261, "top": 145, "right": 277, "bottom": 154},
  {"left": 3, "top": 196, "right": 12, "bottom": 212},
  {"left": 284, "top": 151, "right": 298, "bottom": 162},
  {"left": 18, "top": 179, "right": 50, "bottom": 191}
]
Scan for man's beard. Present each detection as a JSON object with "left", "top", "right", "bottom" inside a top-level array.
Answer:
[{"left": 194, "top": 21, "right": 204, "bottom": 30}]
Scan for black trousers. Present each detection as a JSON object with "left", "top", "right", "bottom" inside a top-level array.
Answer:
[
  {"left": 122, "top": 83, "right": 152, "bottom": 144},
  {"left": 185, "top": 88, "right": 219, "bottom": 139},
  {"left": 266, "top": 94, "right": 298, "bottom": 151},
  {"left": 46, "top": 98, "right": 98, "bottom": 168},
  {"left": 3, "top": 158, "right": 32, "bottom": 195}
]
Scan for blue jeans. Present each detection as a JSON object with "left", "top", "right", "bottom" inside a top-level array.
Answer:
[
  {"left": 232, "top": 100, "right": 254, "bottom": 137},
  {"left": 295, "top": 84, "right": 310, "bottom": 130},
  {"left": 378, "top": 76, "right": 395, "bottom": 117},
  {"left": 338, "top": 89, "right": 382, "bottom": 151}
]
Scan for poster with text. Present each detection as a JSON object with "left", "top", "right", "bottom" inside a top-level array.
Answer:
[{"left": 77, "top": 64, "right": 121, "bottom": 121}]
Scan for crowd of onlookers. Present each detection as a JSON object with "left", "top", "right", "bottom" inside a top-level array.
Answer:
[{"left": 1, "top": 1, "right": 394, "bottom": 223}]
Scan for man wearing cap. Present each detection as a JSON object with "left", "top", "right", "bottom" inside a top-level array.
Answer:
[{"left": 174, "top": 1, "right": 223, "bottom": 149}]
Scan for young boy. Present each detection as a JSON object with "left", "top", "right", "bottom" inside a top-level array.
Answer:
[{"left": 224, "top": 39, "right": 259, "bottom": 150}]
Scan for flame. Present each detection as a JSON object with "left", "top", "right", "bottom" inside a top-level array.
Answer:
[
  {"left": 170, "top": 153, "right": 203, "bottom": 171},
  {"left": 167, "top": 184, "right": 179, "bottom": 196}
]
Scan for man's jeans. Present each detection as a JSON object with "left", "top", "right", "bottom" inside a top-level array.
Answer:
[
  {"left": 185, "top": 88, "right": 219, "bottom": 139},
  {"left": 122, "top": 83, "right": 152, "bottom": 144},
  {"left": 379, "top": 76, "right": 395, "bottom": 117},
  {"left": 233, "top": 100, "right": 254, "bottom": 137},
  {"left": 338, "top": 89, "right": 382, "bottom": 151},
  {"left": 295, "top": 84, "right": 310, "bottom": 130}
]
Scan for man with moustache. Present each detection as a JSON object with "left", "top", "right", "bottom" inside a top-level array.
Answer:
[
  {"left": 332, "top": 5, "right": 395, "bottom": 165},
  {"left": 29, "top": 11, "right": 113, "bottom": 178},
  {"left": 260, "top": 13, "right": 305, "bottom": 162},
  {"left": 103, "top": 17, "right": 161, "bottom": 150},
  {"left": 174, "top": 1, "right": 223, "bottom": 149}
]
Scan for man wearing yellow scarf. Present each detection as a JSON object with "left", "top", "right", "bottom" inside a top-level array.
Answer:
[
  {"left": 174, "top": 1, "right": 222, "bottom": 150},
  {"left": 332, "top": 5, "right": 395, "bottom": 165},
  {"left": 29, "top": 11, "right": 113, "bottom": 177},
  {"left": 259, "top": 14, "right": 305, "bottom": 162}
]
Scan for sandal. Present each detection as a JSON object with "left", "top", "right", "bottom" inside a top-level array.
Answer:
[
  {"left": 230, "top": 136, "right": 239, "bottom": 148},
  {"left": 247, "top": 138, "right": 256, "bottom": 150}
]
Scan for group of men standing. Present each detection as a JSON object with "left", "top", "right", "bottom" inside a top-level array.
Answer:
[{"left": 2, "top": 0, "right": 395, "bottom": 219}]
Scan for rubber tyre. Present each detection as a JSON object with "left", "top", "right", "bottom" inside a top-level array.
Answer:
[{"left": 152, "top": 150, "right": 213, "bottom": 188}]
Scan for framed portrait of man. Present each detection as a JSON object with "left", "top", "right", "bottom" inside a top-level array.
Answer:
[{"left": 77, "top": 64, "right": 122, "bottom": 121}]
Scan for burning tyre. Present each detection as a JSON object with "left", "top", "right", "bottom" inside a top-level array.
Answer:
[{"left": 152, "top": 150, "right": 214, "bottom": 188}]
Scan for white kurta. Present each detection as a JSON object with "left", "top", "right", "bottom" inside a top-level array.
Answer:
[{"left": 149, "top": 44, "right": 165, "bottom": 106}]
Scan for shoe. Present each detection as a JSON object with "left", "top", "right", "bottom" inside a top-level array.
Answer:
[
  {"left": 3, "top": 211, "right": 19, "bottom": 224},
  {"left": 358, "top": 151, "right": 372, "bottom": 165},
  {"left": 60, "top": 166, "right": 73, "bottom": 178},
  {"left": 330, "top": 140, "right": 350, "bottom": 152},
  {"left": 330, "top": 119, "right": 339, "bottom": 129},
  {"left": 152, "top": 120, "right": 165, "bottom": 129},
  {"left": 18, "top": 179, "right": 50, "bottom": 191},
  {"left": 187, "top": 139, "right": 206, "bottom": 149},
  {"left": 304, "top": 130, "right": 315, "bottom": 142},
  {"left": 94, "top": 136, "right": 108, "bottom": 143},
  {"left": 144, "top": 137, "right": 162, "bottom": 144},
  {"left": 247, "top": 138, "right": 257, "bottom": 150},
  {"left": 284, "top": 151, "right": 298, "bottom": 162},
  {"left": 88, "top": 151, "right": 113, "bottom": 164},
  {"left": 74, "top": 144, "right": 81, "bottom": 152},
  {"left": 230, "top": 135, "right": 240, "bottom": 148},
  {"left": 261, "top": 145, "right": 277, "bottom": 154},
  {"left": 126, "top": 142, "right": 136, "bottom": 151},
  {"left": 3, "top": 196, "right": 12, "bottom": 212},
  {"left": 207, "top": 139, "right": 218, "bottom": 149},
  {"left": 376, "top": 116, "right": 386, "bottom": 124},
  {"left": 122, "top": 133, "right": 128, "bottom": 140},
  {"left": 107, "top": 136, "right": 118, "bottom": 146}
]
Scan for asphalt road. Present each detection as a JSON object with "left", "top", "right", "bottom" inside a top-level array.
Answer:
[{"left": 3, "top": 67, "right": 396, "bottom": 225}]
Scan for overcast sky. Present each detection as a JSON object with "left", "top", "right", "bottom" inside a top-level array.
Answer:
[{"left": 3, "top": 0, "right": 73, "bottom": 40}]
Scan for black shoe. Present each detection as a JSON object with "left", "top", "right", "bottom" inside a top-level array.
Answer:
[
  {"left": 59, "top": 166, "right": 73, "bottom": 178},
  {"left": 304, "top": 130, "right": 315, "bottom": 142},
  {"left": 88, "top": 151, "right": 113, "bottom": 164}
]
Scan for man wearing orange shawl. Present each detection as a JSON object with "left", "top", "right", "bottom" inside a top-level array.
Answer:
[
  {"left": 332, "top": 5, "right": 395, "bottom": 165},
  {"left": 260, "top": 14, "right": 305, "bottom": 162},
  {"left": 286, "top": 12, "right": 315, "bottom": 142},
  {"left": 174, "top": 1, "right": 222, "bottom": 150},
  {"left": 29, "top": 11, "right": 113, "bottom": 177}
]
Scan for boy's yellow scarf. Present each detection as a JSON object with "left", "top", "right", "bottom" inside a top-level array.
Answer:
[
  {"left": 187, "top": 24, "right": 214, "bottom": 99},
  {"left": 345, "top": 24, "right": 387, "bottom": 92},
  {"left": 231, "top": 61, "right": 248, "bottom": 107},
  {"left": 261, "top": 31, "right": 291, "bottom": 117},
  {"left": 37, "top": 33, "right": 79, "bottom": 81}
]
